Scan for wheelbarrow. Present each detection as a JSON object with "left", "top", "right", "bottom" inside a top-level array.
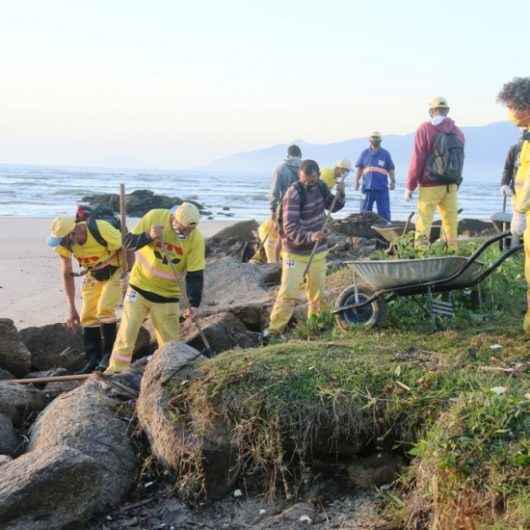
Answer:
[{"left": 333, "top": 232, "right": 522, "bottom": 330}]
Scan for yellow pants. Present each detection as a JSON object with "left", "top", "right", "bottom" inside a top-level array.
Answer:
[
  {"left": 268, "top": 252, "right": 327, "bottom": 333},
  {"left": 259, "top": 218, "right": 280, "bottom": 264},
  {"left": 80, "top": 270, "right": 121, "bottom": 327},
  {"left": 415, "top": 184, "right": 458, "bottom": 250},
  {"left": 523, "top": 219, "right": 530, "bottom": 335},
  {"left": 107, "top": 287, "right": 180, "bottom": 372}
]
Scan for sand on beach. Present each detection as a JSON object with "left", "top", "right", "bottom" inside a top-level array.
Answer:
[{"left": 0, "top": 217, "right": 238, "bottom": 329}]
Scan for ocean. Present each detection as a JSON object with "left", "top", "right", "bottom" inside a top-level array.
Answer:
[{"left": 0, "top": 163, "right": 509, "bottom": 222}]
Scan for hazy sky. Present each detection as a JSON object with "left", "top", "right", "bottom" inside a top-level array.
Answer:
[{"left": 1, "top": 0, "right": 528, "bottom": 168}]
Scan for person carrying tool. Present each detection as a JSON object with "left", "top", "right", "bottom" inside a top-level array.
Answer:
[
  {"left": 106, "top": 203, "right": 205, "bottom": 373},
  {"left": 500, "top": 132, "right": 526, "bottom": 198},
  {"left": 404, "top": 97, "right": 465, "bottom": 251},
  {"left": 252, "top": 144, "right": 303, "bottom": 264},
  {"left": 320, "top": 159, "right": 352, "bottom": 190},
  {"left": 497, "top": 77, "right": 530, "bottom": 333},
  {"left": 355, "top": 132, "right": 396, "bottom": 221},
  {"left": 47, "top": 215, "right": 123, "bottom": 373},
  {"left": 263, "top": 159, "right": 345, "bottom": 338}
]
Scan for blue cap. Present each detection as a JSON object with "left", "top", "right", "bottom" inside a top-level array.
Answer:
[{"left": 47, "top": 235, "right": 63, "bottom": 248}]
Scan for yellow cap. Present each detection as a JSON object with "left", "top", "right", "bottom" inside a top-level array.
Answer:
[
  {"left": 48, "top": 216, "right": 75, "bottom": 247},
  {"left": 369, "top": 131, "right": 382, "bottom": 139},
  {"left": 429, "top": 96, "right": 449, "bottom": 109},
  {"left": 172, "top": 202, "right": 200, "bottom": 227},
  {"left": 336, "top": 159, "right": 352, "bottom": 171}
]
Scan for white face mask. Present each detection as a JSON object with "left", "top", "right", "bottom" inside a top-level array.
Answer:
[{"left": 431, "top": 116, "right": 445, "bottom": 126}]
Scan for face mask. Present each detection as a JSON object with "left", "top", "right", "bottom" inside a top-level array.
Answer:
[
  {"left": 431, "top": 116, "right": 445, "bottom": 126},
  {"left": 508, "top": 108, "right": 530, "bottom": 127}
]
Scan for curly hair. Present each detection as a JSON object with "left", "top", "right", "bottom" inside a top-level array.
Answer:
[{"left": 497, "top": 77, "right": 530, "bottom": 111}]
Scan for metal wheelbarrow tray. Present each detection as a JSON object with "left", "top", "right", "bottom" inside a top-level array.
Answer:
[{"left": 334, "top": 232, "right": 522, "bottom": 329}]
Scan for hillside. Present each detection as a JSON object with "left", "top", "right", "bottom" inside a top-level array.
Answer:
[{"left": 209, "top": 121, "right": 521, "bottom": 175}]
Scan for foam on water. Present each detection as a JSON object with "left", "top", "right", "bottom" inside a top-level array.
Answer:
[{"left": 0, "top": 163, "right": 508, "bottom": 221}]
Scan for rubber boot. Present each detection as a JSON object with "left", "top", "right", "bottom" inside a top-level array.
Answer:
[
  {"left": 79, "top": 326, "right": 103, "bottom": 374},
  {"left": 96, "top": 322, "right": 117, "bottom": 372}
]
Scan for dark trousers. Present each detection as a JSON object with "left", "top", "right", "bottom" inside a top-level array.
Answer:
[{"left": 361, "top": 189, "right": 390, "bottom": 221}]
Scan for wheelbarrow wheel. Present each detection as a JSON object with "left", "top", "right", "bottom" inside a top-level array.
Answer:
[{"left": 335, "top": 284, "right": 387, "bottom": 330}]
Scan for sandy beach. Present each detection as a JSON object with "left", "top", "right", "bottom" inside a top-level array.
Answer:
[{"left": 0, "top": 217, "right": 238, "bottom": 329}]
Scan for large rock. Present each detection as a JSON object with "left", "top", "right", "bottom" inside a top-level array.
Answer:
[
  {"left": 0, "top": 382, "right": 45, "bottom": 426},
  {"left": 0, "top": 379, "right": 136, "bottom": 529},
  {"left": 0, "top": 368, "right": 14, "bottom": 380},
  {"left": 199, "top": 257, "right": 277, "bottom": 329},
  {"left": 0, "top": 414, "right": 18, "bottom": 456},
  {"left": 137, "top": 342, "right": 240, "bottom": 499},
  {"left": 182, "top": 312, "right": 261, "bottom": 354},
  {"left": 19, "top": 323, "right": 84, "bottom": 371},
  {"left": 25, "top": 369, "right": 82, "bottom": 400},
  {"left": 206, "top": 220, "right": 260, "bottom": 261},
  {"left": 330, "top": 212, "right": 388, "bottom": 240},
  {"left": 0, "top": 319, "right": 32, "bottom": 377},
  {"left": 81, "top": 189, "right": 207, "bottom": 218},
  {"left": 20, "top": 323, "right": 153, "bottom": 371}
]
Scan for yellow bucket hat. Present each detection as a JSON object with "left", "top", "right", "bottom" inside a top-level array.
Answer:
[
  {"left": 47, "top": 216, "right": 75, "bottom": 247},
  {"left": 429, "top": 96, "right": 449, "bottom": 109},
  {"left": 172, "top": 202, "right": 200, "bottom": 227}
]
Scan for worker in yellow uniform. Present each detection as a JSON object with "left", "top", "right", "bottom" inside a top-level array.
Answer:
[
  {"left": 497, "top": 77, "right": 530, "bottom": 332},
  {"left": 47, "top": 214, "right": 123, "bottom": 373},
  {"left": 320, "top": 159, "right": 352, "bottom": 190},
  {"left": 106, "top": 203, "right": 205, "bottom": 373}
]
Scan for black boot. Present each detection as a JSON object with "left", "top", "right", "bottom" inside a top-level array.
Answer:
[
  {"left": 96, "top": 322, "right": 117, "bottom": 372},
  {"left": 80, "top": 327, "right": 103, "bottom": 374}
]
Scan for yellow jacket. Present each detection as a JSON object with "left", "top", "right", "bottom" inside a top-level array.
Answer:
[
  {"left": 320, "top": 167, "right": 337, "bottom": 189},
  {"left": 513, "top": 133, "right": 530, "bottom": 213}
]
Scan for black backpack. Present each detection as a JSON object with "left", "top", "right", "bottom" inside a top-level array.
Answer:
[
  {"left": 426, "top": 132, "right": 465, "bottom": 186},
  {"left": 276, "top": 180, "right": 329, "bottom": 232},
  {"left": 75, "top": 205, "right": 121, "bottom": 248}
]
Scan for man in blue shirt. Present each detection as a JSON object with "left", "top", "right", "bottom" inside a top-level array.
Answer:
[{"left": 355, "top": 131, "right": 396, "bottom": 221}]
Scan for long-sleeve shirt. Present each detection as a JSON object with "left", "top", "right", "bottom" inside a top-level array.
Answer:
[
  {"left": 406, "top": 117, "right": 465, "bottom": 191},
  {"left": 501, "top": 143, "right": 522, "bottom": 189},
  {"left": 281, "top": 181, "right": 345, "bottom": 256},
  {"left": 269, "top": 158, "right": 301, "bottom": 213}
]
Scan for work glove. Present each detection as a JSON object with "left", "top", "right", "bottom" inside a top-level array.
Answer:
[
  {"left": 404, "top": 189, "right": 413, "bottom": 202},
  {"left": 511, "top": 211, "right": 527, "bottom": 237},
  {"left": 501, "top": 185, "right": 512, "bottom": 197}
]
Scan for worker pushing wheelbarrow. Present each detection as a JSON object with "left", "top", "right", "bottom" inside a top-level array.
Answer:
[{"left": 334, "top": 232, "right": 522, "bottom": 330}]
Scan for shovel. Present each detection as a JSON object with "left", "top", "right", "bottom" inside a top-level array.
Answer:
[
  {"left": 302, "top": 173, "right": 348, "bottom": 281},
  {"left": 158, "top": 241, "right": 214, "bottom": 358}
]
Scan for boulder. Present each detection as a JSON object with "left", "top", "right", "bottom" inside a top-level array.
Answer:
[
  {"left": 330, "top": 212, "right": 388, "bottom": 240},
  {"left": 457, "top": 218, "right": 495, "bottom": 237},
  {"left": 20, "top": 323, "right": 153, "bottom": 371},
  {"left": 182, "top": 312, "right": 261, "bottom": 354},
  {"left": 0, "top": 382, "right": 45, "bottom": 426},
  {"left": 206, "top": 220, "right": 259, "bottom": 260},
  {"left": 81, "top": 189, "right": 207, "bottom": 218},
  {"left": 199, "top": 257, "right": 276, "bottom": 329},
  {"left": 137, "top": 342, "right": 240, "bottom": 499},
  {"left": 19, "top": 323, "right": 84, "bottom": 371},
  {"left": 0, "top": 319, "right": 32, "bottom": 377},
  {"left": 25, "top": 369, "right": 82, "bottom": 400},
  {"left": 0, "top": 414, "right": 18, "bottom": 456},
  {"left": 0, "top": 379, "right": 136, "bottom": 530}
]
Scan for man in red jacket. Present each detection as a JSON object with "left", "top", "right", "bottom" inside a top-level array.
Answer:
[{"left": 405, "top": 97, "right": 465, "bottom": 250}]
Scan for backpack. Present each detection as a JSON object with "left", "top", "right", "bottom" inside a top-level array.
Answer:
[
  {"left": 275, "top": 180, "right": 329, "bottom": 233},
  {"left": 75, "top": 205, "right": 121, "bottom": 247},
  {"left": 426, "top": 132, "right": 465, "bottom": 186}
]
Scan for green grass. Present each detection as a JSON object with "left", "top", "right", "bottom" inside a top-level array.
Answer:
[{"left": 164, "top": 243, "right": 529, "bottom": 527}]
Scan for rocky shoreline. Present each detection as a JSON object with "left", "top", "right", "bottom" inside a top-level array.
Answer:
[{"left": 0, "top": 214, "right": 509, "bottom": 530}]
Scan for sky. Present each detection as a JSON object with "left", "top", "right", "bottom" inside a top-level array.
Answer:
[{"left": 0, "top": 0, "right": 528, "bottom": 169}]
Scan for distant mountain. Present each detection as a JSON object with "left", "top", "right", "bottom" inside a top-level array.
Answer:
[{"left": 208, "top": 122, "right": 521, "bottom": 178}]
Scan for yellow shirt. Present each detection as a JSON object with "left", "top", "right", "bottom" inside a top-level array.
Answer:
[
  {"left": 55, "top": 220, "right": 122, "bottom": 269},
  {"left": 320, "top": 167, "right": 337, "bottom": 189},
  {"left": 514, "top": 135, "right": 530, "bottom": 214},
  {"left": 129, "top": 209, "right": 205, "bottom": 298}
]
